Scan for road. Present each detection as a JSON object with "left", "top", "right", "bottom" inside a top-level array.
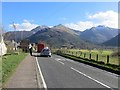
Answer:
[{"left": 36, "top": 54, "right": 119, "bottom": 89}]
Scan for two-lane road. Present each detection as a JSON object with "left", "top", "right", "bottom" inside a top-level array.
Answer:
[{"left": 36, "top": 54, "right": 119, "bottom": 89}]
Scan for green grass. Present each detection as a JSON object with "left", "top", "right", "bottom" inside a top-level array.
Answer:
[
  {"left": 57, "top": 53, "right": 120, "bottom": 74},
  {"left": 2, "top": 53, "right": 28, "bottom": 84},
  {"left": 60, "top": 49, "right": 119, "bottom": 65}
]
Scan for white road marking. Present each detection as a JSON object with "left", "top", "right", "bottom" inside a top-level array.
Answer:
[
  {"left": 57, "top": 60, "right": 65, "bottom": 65},
  {"left": 64, "top": 57, "right": 118, "bottom": 78},
  {"left": 55, "top": 58, "right": 66, "bottom": 61},
  {"left": 70, "top": 67, "right": 112, "bottom": 89},
  {"left": 54, "top": 59, "right": 65, "bottom": 65},
  {"left": 55, "top": 58, "right": 61, "bottom": 61},
  {"left": 36, "top": 57, "right": 47, "bottom": 90},
  {"left": 65, "top": 59, "right": 76, "bottom": 63}
]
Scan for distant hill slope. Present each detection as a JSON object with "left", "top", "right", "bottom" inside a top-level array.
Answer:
[
  {"left": 52, "top": 24, "right": 80, "bottom": 35},
  {"left": 27, "top": 25, "right": 94, "bottom": 48},
  {"left": 80, "top": 25, "right": 118, "bottom": 44},
  {"left": 103, "top": 34, "right": 120, "bottom": 47},
  {"left": 3, "top": 31, "right": 34, "bottom": 42}
]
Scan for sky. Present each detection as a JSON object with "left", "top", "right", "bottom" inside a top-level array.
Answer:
[{"left": 2, "top": 2, "right": 118, "bottom": 31}]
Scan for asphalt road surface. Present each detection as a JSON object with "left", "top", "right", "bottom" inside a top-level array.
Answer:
[{"left": 36, "top": 54, "right": 119, "bottom": 89}]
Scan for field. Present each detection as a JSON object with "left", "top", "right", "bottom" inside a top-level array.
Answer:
[
  {"left": 2, "top": 52, "right": 28, "bottom": 84},
  {"left": 60, "top": 49, "right": 119, "bottom": 66}
]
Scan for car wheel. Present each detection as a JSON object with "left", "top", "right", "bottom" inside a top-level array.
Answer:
[{"left": 49, "top": 55, "right": 51, "bottom": 57}]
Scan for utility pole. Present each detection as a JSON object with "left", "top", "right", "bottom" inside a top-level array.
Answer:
[{"left": 12, "top": 22, "right": 17, "bottom": 51}]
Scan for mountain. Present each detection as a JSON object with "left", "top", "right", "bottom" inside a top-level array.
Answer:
[
  {"left": 73, "top": 30, "right": 81, "bottom": 35},
  {"left": 27, "top": 24, "right": 94, "bottom": 48},
  {"left": 3, "top": 31, "right": 34, "bottom": 42},
  {"left": 80, "top": 25, "right": 118, "bottom": 44},
  {"left": 31, "top": 25, "right": 49, "bottom": 33},
  {"left": 52, "top": 24, "right": 81, "bottom": 35},
  {"left": 3, "top": 25, "right": 49, "bottom": 42},
  {"left": 5, "top": 24, "right": 117, "bottom": 48},
  {"left": 103, "top": 34, "right": 120, "bottom": 47}
]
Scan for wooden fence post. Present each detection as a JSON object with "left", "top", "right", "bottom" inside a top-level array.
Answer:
[
  {"left": 107, "top": 55, "right": 109, "bottom": 64},
  {"left": 76, "top": 52, "right": 77, "bottom": 56},
  {"left": 89, "top": 53, "right": 91, "bottom": 60},
  {"left": 84, "top": 53, "right": 86, "bottom": 58},
  {"left": 96, "top": 54, "right": 98, "bottom": 61},
  {"left": 70, "top": 51, "right": 72, "bottom": 55}
]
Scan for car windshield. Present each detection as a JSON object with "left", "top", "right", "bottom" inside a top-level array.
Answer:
[{"left": 42, "top": 49, "right": 50, "bottom": 52}]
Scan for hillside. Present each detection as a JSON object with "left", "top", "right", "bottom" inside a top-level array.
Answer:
[
  {"left": 3, "top": 31, "right": 34, "bottom": 42},
  {"left": 52, "top": 24, "right": 81, "bottom": 35},
  {"left": 27, "top": 25, "right": 95, "bottom": 48},
  {"left": 103, "top": 34, "right": 120, "bottom": 47},
  {"left": 80, "top": 25, "right": 118, "bottom": 44},
  {"left": 3, "top": 25, "right": 50, "bottom": 42},
  {"left": 4, "top": 24, "right": 118, "bottom": 48}
]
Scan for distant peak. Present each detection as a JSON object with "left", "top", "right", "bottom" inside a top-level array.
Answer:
[
  {"left": 97, "top": 25, "right": 106, "bottom": 28},
  {"left": 52, "top": 24, "right": 69, "bottom": 29},
  {"left": 54, "top": 24, "right": 66, "bottom": 27},
  {"left": 89, "top": 25, "right": 108, "bottom": 31},
  {"left": 41, "top": 25, "right": 49, "bottom": 28},
  {"left": 33, "top": 25, "right": 48, "bottom": 29},
  {"left": 58, "top": 24, "right": 63, "bottom": 26}
]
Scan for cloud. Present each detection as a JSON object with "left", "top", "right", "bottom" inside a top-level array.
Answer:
[
  {"left": 88, "top": 10, "right": 118, "bottom": 28},
  {"left": 65, "top": 21, "right": 94, "bottom": 31},
  {"left": 9, "top": 19, "right": 39, "bottom": 31},
  {"left": 65, "top": 10, "right": 118, "bottom": 31}
]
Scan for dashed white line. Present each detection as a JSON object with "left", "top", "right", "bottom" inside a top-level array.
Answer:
[
  {"left": 36, "top": 57, "right": 47, "bottom": 90},
  {"left": 70, "top": 67, "right": 112, "bottom": 89},
  {"left": 57, "top": 60, "right": 65, "bottom": 65},
  {"left": 54, "top": 58, "right": 65, "bottom": 65}
]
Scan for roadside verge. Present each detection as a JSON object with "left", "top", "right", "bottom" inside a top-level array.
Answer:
[{"left": 56, "top": 53, "right": 120, "bottom": 75}]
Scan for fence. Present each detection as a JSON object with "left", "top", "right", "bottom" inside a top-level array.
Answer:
[{"left": 58, "top": 50, "right": 119, "bottom": 66}]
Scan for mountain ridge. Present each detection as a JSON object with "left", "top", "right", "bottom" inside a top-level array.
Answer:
[
  {"left": 103, "top": 33, "right": 120, "bottom": 47},
  {"left": 3, "top": 24, "right": 118, "bottom": 48},
  {"left": 80, "top": 25, "right": 118, "bottom": 44}
]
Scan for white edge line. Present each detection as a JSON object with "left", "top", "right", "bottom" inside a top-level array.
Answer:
[
  {"left": 70, "top": 67, "right": 112, "bottom": 89},
  {"left": 36, "top": 57, "right": 47, "bottom": 90}
]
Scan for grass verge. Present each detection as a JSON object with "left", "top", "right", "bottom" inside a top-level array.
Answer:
[
  {"left": 56, "top": 53, "right": 120, "bottom": 75},
  {"left": 2, "top": 53, "right": 28, "bottom": 85}
]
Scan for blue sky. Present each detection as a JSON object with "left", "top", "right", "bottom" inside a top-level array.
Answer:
[{"left": 2, "top": 2, "right": 118, "bottom": 31}]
